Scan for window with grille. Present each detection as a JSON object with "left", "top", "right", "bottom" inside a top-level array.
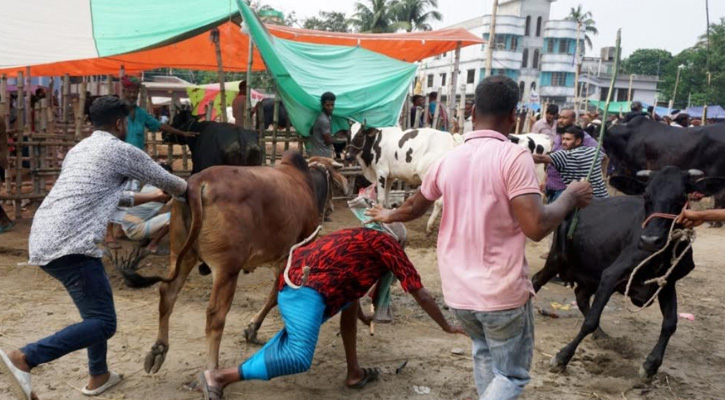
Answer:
[
  {"left": 467, "top": 69, "right": 475, "bottom": 84},
  {"left": 522, "top": 49, "right": 529, "bottom": 68},
  {"left": 427, "top": 74, "right": 434, "bottom": 88},
  {"left": 440, "top": 73, "right": 447, "bottom": 86}
]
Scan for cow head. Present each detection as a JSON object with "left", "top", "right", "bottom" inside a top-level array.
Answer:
[
  {"left": 165, "top": 105, "right": 200, "bottom": 145},
  {"left": 345, "top": 121, "right": 380, "bottom": 167},
  {"left": 609, "top": 166, "right": 725, "bottom": 252}
]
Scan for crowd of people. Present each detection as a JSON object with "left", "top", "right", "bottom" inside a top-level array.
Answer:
[{"left": 5, "top": 74, "right": 725, "bottom": 400}]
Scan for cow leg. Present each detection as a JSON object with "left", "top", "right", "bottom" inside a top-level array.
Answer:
[
  {"left": 574, "top": 285, "right": 609, "bottom": 340},
  {"left": 376, "top": 174, "right": 390, "bottom": 208},
  {"left": 145, "top": 252, "right": 197, "bottom": 374},
  {"left": 531, "top": 253, "right": 561, "bottom": 292},
  {"left": 640, "top": 284, "right": 678, "bottom": 380},
  {"left": 426, "top": 199, "right": 442, "bottom": 236},
  {"left": 205, "top": 269, "right": 241, "bottom": 370},
  {"left": 549, "top": 262, "right": 629, "bottom": 372},
  {"left": 244, "top": 274, "right": 280, "bottom": 345}
]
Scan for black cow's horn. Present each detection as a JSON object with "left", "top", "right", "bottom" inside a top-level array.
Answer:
[
  {"left": 636, "top": 170, "right": 652, "bottom": 178},
  {"left": 688, "top": 169, "right": 704, "bottom": 177}
]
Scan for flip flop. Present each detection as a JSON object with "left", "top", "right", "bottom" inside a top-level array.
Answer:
[
  {"left": 81, "top": 371, "right": 122, "bottom": 396},
  {"left": 199, "top": 371, "right": 224, "bottom": 400},
  {"left": 0, "top": 349, "right": 32, "bottom": 400},
  {"left": 346, "top": 367, "right": 380, "bottom": 390}
]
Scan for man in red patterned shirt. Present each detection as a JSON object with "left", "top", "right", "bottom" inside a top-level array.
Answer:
[{"left": 198, "top": 226, "right": 463, "bottom": 400}]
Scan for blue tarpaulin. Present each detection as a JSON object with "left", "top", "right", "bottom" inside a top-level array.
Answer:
[{"left": 685, "top": 105, "right": 725, "bottom": 119}]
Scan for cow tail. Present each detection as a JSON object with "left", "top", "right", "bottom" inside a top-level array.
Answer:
[{"left": 120, "top": 181, "right": 205, "bottom": 288}]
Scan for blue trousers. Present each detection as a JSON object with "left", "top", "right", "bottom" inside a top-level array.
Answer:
[
  {"left": 22, "top": 255, "right": 117, "bottom": 376},
  {"left": 453, "top": 300, "right": 534, "bottom": 400},
  {"left": 240, "top": 286, "right": 327, "bottom": 380}
]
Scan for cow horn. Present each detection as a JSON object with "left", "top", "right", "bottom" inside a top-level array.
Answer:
[
  {"left": 688, "top": 169, "right": 704, "bottom": 177},
  {"left": 636, "top": 170, "right": 652, "bottom": 178}
]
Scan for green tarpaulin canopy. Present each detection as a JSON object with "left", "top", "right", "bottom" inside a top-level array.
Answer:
[
  {"left": 237, "top": 0, "right": 418, "bottom": 137},
  {"left": 588, "top": 100, "right": 639, "bottom": 113}
]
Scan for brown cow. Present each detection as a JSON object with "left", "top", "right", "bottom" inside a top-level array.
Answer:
[{"left": 121, "top": 151, "right": 347, "bottom": 373}]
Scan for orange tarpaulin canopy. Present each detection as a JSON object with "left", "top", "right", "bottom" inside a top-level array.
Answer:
[{"left": 0, "top": 22, "right": 483, "bottom": 78}]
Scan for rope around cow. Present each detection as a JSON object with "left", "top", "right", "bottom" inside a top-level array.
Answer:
[{"left": 623, "top": 204, "right": 696, "bottom": 312}]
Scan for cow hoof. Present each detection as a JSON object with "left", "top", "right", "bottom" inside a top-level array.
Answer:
[
  {"left": 548, "top": 356, "right": 567, "bottom": 373},
  {"left": 638, "top": 365, "right": 656, "bottom": 381},
  {"left": 144, "top": 342, "right": 168, "bottom": 374},
  {"left": 243, "top": 324, "right": 265, "bottom": 345}
]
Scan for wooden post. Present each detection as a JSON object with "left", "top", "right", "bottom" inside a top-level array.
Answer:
[
  {"left": 106, "top": 74, "right": 113, "bottom": 95},
  {"left": 448, "top": 42, "right": 462, "bottom": 127},
  {"left": 245, "top": 36, "right": 254, "bottom": 129},
  {"left": 284, "top": 119, "right": 291, "bottom": 152},
  {"left": 458, "top": 83, "right": 466, "bottom": 132},
  {"left": 211, "top": 29, "right": 228, "bottom": 123},
  {"left": 31, "top": 102, "right": 40, "bottom": 195},
  {"left": 432, "top": 88, "right": 442, "bottom": 129},
  {"left": 627, "top": 74, "right": 633, "bottom": 102},
  {"left": 46, "top": 77, "right": 55, "bottom": 133},
  {"left": 39, "top": 98, "right": 48, "bottom": 194},
  {"left": 271, "top": 95, "right": 279, "bottom": 165},
  {"left": 257, "top": 97, "right": 266, "bottom": 164},
  {"left": 15, "top": 71, "right": 24, "bottom": 219},
  {"left": 25, "top": 67, "right": 32, "bottom": 131},
  {"left": 423, "top": 95, "right": 430, "bottom": 128},
  {"left": 0, "top": 74, "right": 8, "bottom": 132},
  {"left": 75, "top": 78, "right": 87, "bottom": 139},
  {"left": 484, "top": 0, "right": 499, "bottom": 78},
  {"left": 62, "top": 74, "right": 70, "bottom": 135},
  {"left": 118, "top": 66, "right": 125, "bottom": 98},
  {"left": 573, "top": 21, "right": 582, "bottom": 119}
]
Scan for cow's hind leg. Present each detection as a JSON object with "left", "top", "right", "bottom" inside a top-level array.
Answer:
[
  {"left": 640, "top": 284, "right": 678, "bottom": 380},
  {"left": 206, "top": 267, "right": 241, "bottom": 370},
  {"left": 550, "top": 261, "right": 629, "bottom": 373},
  {"left": 426, "top": 199, "right": 442, "bottom": 236},
  {"left": 574, "top": 285, "right": 609, "bottom": 340},
  {"left": 244, "top": 274, "right": 280, "bottom": 345},
  {"left": 145, "top": 252, "right": 197, "bottom": 374}
]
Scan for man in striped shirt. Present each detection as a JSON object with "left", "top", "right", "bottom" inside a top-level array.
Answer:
[{"left": 534, "top": 126, "right": 609, "bottom": 199}]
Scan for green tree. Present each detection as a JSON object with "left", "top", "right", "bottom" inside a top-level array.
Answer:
[
  {"left": 351, "top": 0, "right": 404, "bottom": 33},
  {"left": 621, "top": 49, "right": 672, "bottom": 76},
  {"left": 393, "top": 0, "right": 442, "bottom": 32},
  {"left": 566, "top": 5, "right": 598, "bottom": 50},
  {"left": 303, "top": 11, "right": 351, "bottom": 32}
]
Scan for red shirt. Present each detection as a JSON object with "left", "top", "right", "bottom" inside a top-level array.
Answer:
[{"left": 281, "top": 228, "right": 423, "bottom": 316}]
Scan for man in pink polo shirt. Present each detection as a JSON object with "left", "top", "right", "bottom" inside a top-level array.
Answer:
[{"left": 368, "top": 76, "right": 592, "bottom": 400}]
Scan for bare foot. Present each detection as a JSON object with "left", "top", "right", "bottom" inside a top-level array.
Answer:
[{"left": 8, "top": 349, "right": 31, "bottom": 373}]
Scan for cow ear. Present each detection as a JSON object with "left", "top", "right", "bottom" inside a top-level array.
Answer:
[
  {"left": 690, "top": 177, "right": 725, "bottom": 197},
  {"left": 609, "top": 176, "right": 647, "bottom": 196}
]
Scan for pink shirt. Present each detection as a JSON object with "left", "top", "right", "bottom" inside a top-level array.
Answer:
[{"left": 421, "top": 130, "right": 540, "bottom": 312}]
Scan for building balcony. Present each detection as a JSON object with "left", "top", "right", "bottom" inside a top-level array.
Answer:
[
  {"left": 543, "top": 20, "right": 578, "bottom": 39},
  {"left": 482, "top": 14, "right": 526, "bottom": 36},
  {"left": 540, "top": 53, "right": 576, "bottom": 73},
  {"left": 487, "top": 49, "right": 523, "bottom": 70},
  {"left": 539, "top": 86, "right": 575, "bottom": 98}
]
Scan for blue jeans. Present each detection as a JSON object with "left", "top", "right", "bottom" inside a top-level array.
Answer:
[
  {"left": 453, "top": 300, "right": 534, "bottom": 400},
  {"left": 545, "top": 188, "right": 564, "bottom": 204},
  {"left": 22, "top": 255, "right": 117, "bottom": 376}
]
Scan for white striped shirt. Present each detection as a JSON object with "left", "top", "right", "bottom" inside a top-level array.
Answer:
[{"left": 549, "top": 146, "right": 609, "bottom": 198}]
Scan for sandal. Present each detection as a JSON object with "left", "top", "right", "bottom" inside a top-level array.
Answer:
[
  {"left": 199, "top": 371, "right": 224, "bottom": 400},
  {"left": 346, "top": 367, "right": 380, "bottom": 389},
  {"left": 81, "top": 371, "right": 122, "bottom": 396}
]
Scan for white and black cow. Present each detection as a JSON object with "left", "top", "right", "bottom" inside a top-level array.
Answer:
[
  {"left": 345, "top": 123, "right": 461, "bottom": 234},
  {"left": 508, "top": 133, "right": 552, "bottom": 187}
]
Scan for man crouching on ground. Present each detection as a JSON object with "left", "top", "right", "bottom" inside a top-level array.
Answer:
[{"left": 199, "top": 225, "right": 464, "bottom": 400}]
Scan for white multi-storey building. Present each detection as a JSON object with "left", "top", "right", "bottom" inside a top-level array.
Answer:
[{"left": 420, "top": 0, "right": 585, "bottom": 106}]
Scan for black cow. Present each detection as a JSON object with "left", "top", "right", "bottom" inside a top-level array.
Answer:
[
  {"left": 254, "top": 98, "right": 289, "bottom": 130},
  {"left": 166, "top": 107, "right": 263, "bottom": 174},
  {"left": 605, "top": 117, "right": 725, "bottom": 226},
  {"left": 533, "top": 166, "right": 725, "bottom": 379}
]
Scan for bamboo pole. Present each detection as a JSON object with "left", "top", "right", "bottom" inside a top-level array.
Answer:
[
  {"left": 118, "top": 65, "right": 125, "bottom": 98},
  {"left": 567, "top": 28, "right": 621, "bottom": 240},
  {"left": 284, "top": 118, "right": 291, "bottom": 151},
  {"left": 211, "top": 29, "right": 228, "bottom": 123},
  {"left": 106, "top": 74, "right": 113, "bottom": 95},
  {"left": 62, "top": 74, "right": 70, "bottom": 135},
  {"left": 75, "top": 78, "right": 87, "bottom": 139},
  {"left": 432, "top": 89, "right": 441, "bottom": 130},
  {"left": 31, "top": 102, "right": 40, "bottom": 195},
  {"left": 484, "top": 0, "right": 499, "bottom": 78},
  {"left": 627, "top": 74, "right": 633, "bottom": 102},
  {"left": 245, "top": 34, "right": 254, "bottom": 129},
  {"left": 573, "top": 22, "right": 582, "bottom": 119},
  {"left": 39, "top": 98, "right": 48, "bottom": 194},
  {"left": 257, "top": 97, "right": 266, "bottom": 163},
  {"left": 423, "top": 95, "right": 430, "bottom": 128},
  {"left": 15, "top": 71, "right": 24, "bottom": 219},
  {"left": 457, "top": 83, "right": 466, "bottom": 132},
  {"left": 46, "top": 77, "right": 55, "bottom": 133},
  {"left": 448, "top": 42, "right": 462, "bottom": 125},
  {"left": 271, "top": 95, "right": 279, "bottom": 165},
  {"left": 0, "top": 74, "right": 8, "bottom": 132},
  {"left": 25, "top": 67, "right": 32, "bottom": 131}
]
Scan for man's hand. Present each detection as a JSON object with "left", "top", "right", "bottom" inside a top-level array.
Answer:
[
  {"left": 442, "top": 323, "right": 467, "bottom": 335},
  {"left": 365, "top": 204, "right": 395, "bottom": 224},
  {"left": 532, "top": 154, "right": 551, "bottom": 164},
  {"left": 564, "top": 180, "right": 593, "bottom": 208},
  {"left": 154, "top": 190, "right": 171, "bottom": 203},
  {"left": 182, "top": 131, "right": 199, "bottom": 137},
  {"left": 677, "top": 210, "right": 706, "bottom": 228}
]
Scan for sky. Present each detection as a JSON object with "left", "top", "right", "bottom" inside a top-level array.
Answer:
[{"left": 259, "top": 0, "right": 724, "bottom": 58}]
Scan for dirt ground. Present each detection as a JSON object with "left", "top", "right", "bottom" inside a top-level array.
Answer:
[{"left": 1, "top": 199, "right": 724, "bottom": 400}]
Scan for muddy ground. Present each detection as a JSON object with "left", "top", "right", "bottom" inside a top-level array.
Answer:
[{"left": 0, "top": 199, "right": 723, "bottom": 400}]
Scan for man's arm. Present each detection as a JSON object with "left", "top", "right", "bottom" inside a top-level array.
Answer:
[
  {"left": 160, "top": 124, "right": 198, "bottom": 138},
  {"left": 366, "top": 191, "right": 435, "bottom": 223},
  {"left": 532, "top": 154, "right": 552, "bottom": 164},
  {"left": 511, "top": 181, "right": 593, "bottom": 242},
  {"left": 119, "top": 145, "right": 187, "bottom": 197},
  {"left": 678, "top": 209, "right": 725, "bottom": 228},
  {"left": 133, "top": 189, "right": 170, "bottom": 206},
  {"left": 410, "top": 288, "right": 465, "bottom": 334}
]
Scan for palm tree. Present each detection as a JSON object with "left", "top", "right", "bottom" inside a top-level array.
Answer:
[
  {"left": 566, "top": 5, "right": 598, "bottom": 51},
  {"left": 351, "top": 0, "right": 404, "bottom": 33},
  {"left": 394, "top": 0, "right": 443, "bottom": 32}
]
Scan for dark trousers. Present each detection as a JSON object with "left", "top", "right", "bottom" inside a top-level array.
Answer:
[{"left": 22, "top": 255, "right": 117, "bottom": 376}]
